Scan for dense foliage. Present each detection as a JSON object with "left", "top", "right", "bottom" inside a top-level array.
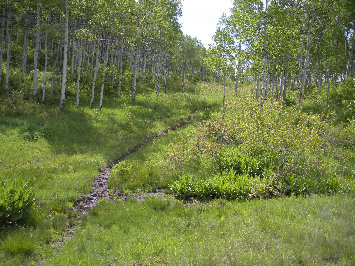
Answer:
[{"left": 0, "top": 178, "right": 34, "bottom": 225}]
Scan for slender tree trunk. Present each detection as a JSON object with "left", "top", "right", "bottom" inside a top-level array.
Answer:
[
  {"left": 51, "top": 45, "right": 58, "bottom": 94},
  {"left": 76, "top": 41, "right": 83, "bottom": 107},
  {"left": 0, "top": 17, "right": 4, "bottom": 88},
  {"left": 276, "top": 76, "right": 279, "bottom": 101},
  {"left": 282, "top": 57, "right": 289, "bottom": 109},
  {"left": 256, "top": 67, "right": 260, "bottom": 100},
  {"left": 90, "top": 41, "right": 100, "bottom": 107},
  {"left": 70, "top": 38, "right": 76, "bottom": 79},
  {"left": 117, "top": 38, "right": 124, "bottom": 98},
  {"left": 22, "top": 24, "right": 28, "bottom": 81},
  {"left": 60, "top": 0, "right": 69, "bottom": 111},
  {"left": 326, "top": 71, "right": 330, "bottom": 113},
  {"left": 163, "top": 55, "right": 168, "bottom": 93},
  {"left": 234, "top": 71, "right": 238, "bottom": 95},
  {"left": 99, "top": 42, "right": 110, "bottom": 111},
  {"left": 300, "top": 12, "right": 315, "bottom": 103},
  {"left": 222, "top": 75, "right": 226, "bottom": 119},
  {"left": 131, "top": 46, "right": 140, "bottom": 101},
  {"left": 42, "top": 33, "right": 48, "bottom": 103},
  {"left": 155, "top": 58, "right": 161, "bottom": 96},
  {"left": 33, "top": 0, "right": 41, "bottom": 97},
  {"left": 5, "top": 15, "right": 11, "bottom": 93},
  {"left": 182, "top": 60, "right": 186, "bottom": 93}
]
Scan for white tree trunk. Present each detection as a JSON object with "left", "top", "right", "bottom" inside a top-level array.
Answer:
[
  {"left": 42, "top": 33, "right": 48, "bottom": 103},
  {"left": 33, "top": 0, "right": 41, "bottom": 96},
  {"left": 131, "top": 46, "right": 140, "bottom": 101},
  {"left": 76, "top": 41, "right": 83, "bottom": 107},
  {"left": 222, "top": 75, "right": 226, "bottom": 118},
  {"left": 0, "top": 17, "right": 4, "bottom": 88},
  {"left": 22, "top": 24, "right": 28, "bottom": 81},
  {"left": 99, "top": 42, "right": 110, "bottom": 111},
  {"left": 60, "top": 0, "right": 69, "bottom": 111},
  {"left": 5, "top": 15, "right": 11, "bottom": 93},
  {"left": 182, "top": 60, "right": 186, "bottom": 93},
  {"left": 51, "top": 45, "right": 58, "bottom": 94},
  {"left": 117, "top": 38, "right": 124, "bottom": 98},
  {"left": 256, "top": 67, "right": 260, "bottom": 100},
  {"left": 70, "top": 38, "right": 76, "bottom": 79},
  {"left": 300, "top": 12, "right": 315, "bottom": 103},
  {"left": 163, "top": 55, "right": 168, "bottom": 93},
  {"left": 90, "top": 41, "right": 100, "bottom": 107}
]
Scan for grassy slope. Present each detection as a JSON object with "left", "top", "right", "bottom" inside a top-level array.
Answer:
[
  {"left": 45, "top": 194, "right": 354, "bottom": 265},
  {"left": 0, "top": 82, "right": 224, "bottom": 264},
  {"left": 1, "top": 81, "right": 354, "bottom": 264}
]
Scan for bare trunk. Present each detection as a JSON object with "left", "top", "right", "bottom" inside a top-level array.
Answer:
[
  {"left": 90, "top": 41, "right": 100, "bottom": 107},
  {"left": 99, "top": 42, "right": 110, "bottom": 111},
  {"left": 70, "top": 38, "right": 76, "bottom": 79},
  {"left": 117, "top": 38, "right": 124, "bottom": 98},
  {"left": 22, "top": 25, "right": 28, "bottom": 81},
  {"left": 326, "top": 71, "right": 330, "bottom": 113},
  {"left": 163, "top": 55, "right": 168, "bottom": 93},
  {"left": 42, "top": 33, "right": 48, "bottom": 103},
  {"left": 76, "top": 41, "right": 83, "bottom": 107},
  {"left": 51, "top": 45, "right": 58, "bottom": 94},
  {"left": 33, "top": 0, "right": 41, "bottom": 97},
  {"left": 60, "top": 0, "right": 69, "bottom": 111},
  {"left": 5, "top": 15, "right": 11, "bottom": 93},
  {"left": 182, "top": 60, "right": 186, "bottom": 93},
  {"left": 222, "top": 75, "right": 226, "bottom": 119},
  {"left": 300, "top": 12, "right": 315, "bottom": 103},
  {"left": 131, "top": 46, "right": 140, "bottom": 101},
  {"left": 256, "top": 67, "right": 260, "bottom": 100},
  {"left": 0, "top": 17, "right": 4, "bottom": 88}
]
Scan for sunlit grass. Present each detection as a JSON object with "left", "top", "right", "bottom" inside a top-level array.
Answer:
[{"left": 45, "top": 194, "right": 354, "bottom": 265}]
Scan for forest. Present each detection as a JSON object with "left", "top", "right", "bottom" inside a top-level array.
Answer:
[{"left": 0, "top": 0, "right": 354, "bottom": 264}]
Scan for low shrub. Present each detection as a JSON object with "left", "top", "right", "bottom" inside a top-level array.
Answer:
[
  {"left": 216, "top": 146, "right": 275, "bottom": 178},
  {"left": 171, "top": 172, "right": 279, "bottom": 200},
  {"left": 0, "top": 178, "right": 35, "bottom": 226}
]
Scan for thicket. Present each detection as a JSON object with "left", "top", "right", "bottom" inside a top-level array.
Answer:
[{"left": 170, "top": 82, "right": 354, "bottom": 200}]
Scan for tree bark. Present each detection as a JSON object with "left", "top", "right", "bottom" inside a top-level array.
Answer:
[
  {"left": 76, "top": 41, "right": 83, "bottom": 107},
  {"left": 99, "top": 42, "right": 110, "bottom": 111},
  {"left": 33, "top": 0, "right": 41, "bottom": 97},
  {"left": 300, "top": 11, "right": 315, "bottom": 104},
  {"left": 5, "top": 15, "right": 11, "bottom": 93},
  {"left": 90, "top": 41, "right": 100, "bottom": 107},
  {"left": 51, "top": 45, "right": 58, "bottom": 94},
  {"left": 117, "top": 38, "right": 124, "bottom": 98},
  {"left": 222, "top": 75, "right": 226, "bottom": 119},
  {"left": 182, "top": 59, "right": 186, "bottom": 93},
  {"left": 131, "top": 46, "right": 140, "bottom": 101},
  {"left": 22, "top": 22, "right": 28, "bottom": 82},
  {"left": 60, "top": 0, "right": 69, "bottom": 111},
  {"left": 0, "top": 16, "right": 4, "bottom": 88},
  {"left": 42, "top": 33, "right": 48, "bottom": 103}
]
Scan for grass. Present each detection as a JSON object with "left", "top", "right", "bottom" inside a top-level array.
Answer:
[
  {"left": 0, "top": 80, "right": 227, "bottom": 264},
  {"left": 0, "top": 76, "right": 353, "bottom": 264},
  {"left": 43, "top": 194, "right": 354, "bottom": 265}
]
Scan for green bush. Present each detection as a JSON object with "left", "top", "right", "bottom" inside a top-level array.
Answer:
[
  {"left": 0, "top": 178, "right": 35, "bottom": 225},
  {"left": 171, "top": 172, "right": 279, "bottom": 200},
  {"left": 216, "top": 146, "right": 274, "bottom": 178}
]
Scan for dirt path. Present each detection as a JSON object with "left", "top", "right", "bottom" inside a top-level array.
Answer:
[{"left": 51, "top": 113, "right": 194, "bottom": 249}]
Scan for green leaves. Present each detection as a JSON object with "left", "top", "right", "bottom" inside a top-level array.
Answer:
[{"left": 0, "top": 178, "right": 35, "bottom": 225}]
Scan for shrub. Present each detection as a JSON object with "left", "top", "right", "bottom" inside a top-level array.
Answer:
[
  {"left": 0, "top": 178, "right": 35, "bottom": 225},
  {"left": 216, "top": 146, "right": 275, "bottom": 178},
  {"left": 170, "top": 172, "right": 279, "bottom": 201}
]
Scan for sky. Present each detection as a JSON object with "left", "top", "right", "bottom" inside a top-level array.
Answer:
[{"left": 179, "top": 0, "right": 234, "bottom": 48}]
